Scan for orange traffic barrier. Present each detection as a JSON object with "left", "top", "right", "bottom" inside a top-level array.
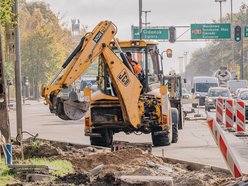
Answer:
[
  {"left": 216, "top": 98, "right": 224, "bottom": 124},
  {"left": 236, "top": 101, "right": 246, "bottom": 132},
  {"left": 208, "top": 118, "right": 242, "bottom": 178},
  {"left": 225, "top": 99, "right": 234, "bottom": 129}
]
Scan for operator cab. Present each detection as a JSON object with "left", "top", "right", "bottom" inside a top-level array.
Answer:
[{"left": 98, "top": 40, "right": 163, "bottom": 96}]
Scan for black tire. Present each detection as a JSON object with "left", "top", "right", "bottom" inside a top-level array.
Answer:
[
  {"left": 171, "top": 108, "right": 178, "bottom": 143},
  {"left": 90, "top": 129, "right": 113, "bottom": 147},
  {"left": 177, "top": 105, "right": 183, "bottom": 130},
  {"left": 151, "top": 129, "right": 170, "bottom": 147}
]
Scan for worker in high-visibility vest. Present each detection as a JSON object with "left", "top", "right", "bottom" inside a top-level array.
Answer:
[
  {"left": 126, "top": 52, "right": 145, "bottom": 91},
  {"left": 126, "top": 52, "right": 143, "bottom": 76}
]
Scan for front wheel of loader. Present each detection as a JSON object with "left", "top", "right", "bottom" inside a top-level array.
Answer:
[
  {"left": 171, "top": 108, "right": 178, "bottom": 143},
  {"left": 90, "top": 129, "right": 113, "bottom": 147}
]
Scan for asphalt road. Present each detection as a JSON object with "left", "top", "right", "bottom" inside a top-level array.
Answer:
[{"left": 9, "top": 101, "right": 227, "bottom": 169}]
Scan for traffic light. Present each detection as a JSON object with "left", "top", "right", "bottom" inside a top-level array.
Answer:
[
  {"left": 166, "top": 48, "right": 172, "bottom": 58},
  {"left": 169, "top": 26, "right": 176, "bottom": 43},
  {"left": 234, "top": 25, "right": 241, "bottom": 42}
]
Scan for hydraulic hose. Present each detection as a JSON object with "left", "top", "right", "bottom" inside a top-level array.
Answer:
[
  {"left": 48, "top": 34, "right": 88, "bottom": 85},
  {"left": 62, "top": 36, "right": 86, "bottom": 68}
]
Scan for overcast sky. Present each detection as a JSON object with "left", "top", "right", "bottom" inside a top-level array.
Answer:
[{"left": 32, "top": 0, "right": 248, "bottom": 73}]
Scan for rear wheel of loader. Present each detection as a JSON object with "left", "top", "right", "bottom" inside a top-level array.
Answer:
[
  {"left": 90, "top": 129, "right": 113, "bottom": 147},
  {"left": 151, "top": 129, "right": 171, "bottom": 147},
  {"left": 171, "top": 108, "right": 178, "bottom": 143}
]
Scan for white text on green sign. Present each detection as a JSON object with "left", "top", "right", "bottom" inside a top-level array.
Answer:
[
  {"left": 132, "top": 27, "right": 168, "bottom": 40},
  {"left": 191, "top": 24, "right": 231, "bottom": 39}
]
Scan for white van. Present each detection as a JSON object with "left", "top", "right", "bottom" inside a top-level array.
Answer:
[
  {"left": 227, "top": 80, "right": 248, "bottom": 95},
  {"left": 192, "top": 76, "right": 219, "bottom": 106}
]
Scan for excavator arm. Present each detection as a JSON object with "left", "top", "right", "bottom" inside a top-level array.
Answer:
[{"left": 42, "top": 20, "right": 142, "bottom": 128}]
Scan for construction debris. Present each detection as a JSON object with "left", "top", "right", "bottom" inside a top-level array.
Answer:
[{"left": 4, "top": 140, "right": 241, "bottom": 186}]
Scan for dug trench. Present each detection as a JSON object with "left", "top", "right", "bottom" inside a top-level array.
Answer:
[{"left": 3, "top": 140, "right": 247, "bottom": 186}]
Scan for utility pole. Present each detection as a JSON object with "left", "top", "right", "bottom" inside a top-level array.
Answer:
[
  {"left": 14, "top": 0, "right": 23, "bottom": 139},
  {"left": 184, "top": 51, "right": 189, "bottom": 66},
  {"left": 178, "top": 57, "right": 184, "bottom": 75},
  {"left": 241, "top": 30, "right": 244, "bottom": 79},
  {"left": 139, "top": 0, "right": 142, "bottom": 40},
  {"left": 142, "top": 10, "right": 151, "bottom": 28},
  {"left": 0, "top": 31, "right": 11, "bottom": 143}
]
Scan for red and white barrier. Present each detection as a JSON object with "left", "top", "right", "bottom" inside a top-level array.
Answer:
[
  {"left": 208, "top": 118, "right": 242, "bottom": 178},
  {"left": 225, "top": 99, "right": 234, "bottom": 129},
  {"left": 216, "top": 98, "right": 224, "bottom": 124},
  {"left": 236, "top": 101, "right": 246, "bottom": 132}
]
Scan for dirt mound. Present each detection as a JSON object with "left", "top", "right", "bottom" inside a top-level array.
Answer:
[
  {"left": 67, "top": 148, "right": 163, "bottom": 172},
  {"left": 24, "top": 143, "right": 61, "bottom": 158}
]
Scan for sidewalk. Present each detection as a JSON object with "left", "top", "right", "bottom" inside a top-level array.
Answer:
[{"left": 8, "top": 99, "right": 44, "bottom": 110}]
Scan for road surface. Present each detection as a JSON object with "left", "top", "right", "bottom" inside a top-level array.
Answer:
[{"left": 9, "top": 101, "right": 227, "bottom": 169}]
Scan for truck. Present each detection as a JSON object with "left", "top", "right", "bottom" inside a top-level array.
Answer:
[
  {"left": 42, "top": 20, "right": 180, "bottom": 147},
  {"left": 163, "top": 73, "right": 184, "bottom": 130},
  {"left": 191, "top": 76, "right": 218, "bottom": 107},
  {"left": 214, "top": 66, "right": 231, "bottom": 87}
]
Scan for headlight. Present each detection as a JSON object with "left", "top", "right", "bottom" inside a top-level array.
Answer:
[{"left": 195, "top": 94, "right": 200, "bottom": 97}]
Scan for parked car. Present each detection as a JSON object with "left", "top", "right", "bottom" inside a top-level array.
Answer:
[
  {"left": 235, "top": 88, "right": 248, "bottom": 99},
  {"left": 205, "top": 87, "right": 231, "bottom": 112}
]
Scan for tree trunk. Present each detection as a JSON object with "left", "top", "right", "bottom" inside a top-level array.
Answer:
[{"left": 0, "top": 32, "right": 11, "bottom": 143}]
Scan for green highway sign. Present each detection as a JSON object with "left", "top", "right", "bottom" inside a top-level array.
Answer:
[
  {"left": 132, "top": 26, "right": 168, "bottom": 40},
  {"left": 191, "top": 24, "right": 231, "bottom": 39},
  {"left": 244, "top": 26, "right": 248, "bottom": 38}
]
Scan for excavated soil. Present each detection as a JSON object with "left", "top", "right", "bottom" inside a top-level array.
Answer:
[{"left": 6, "top": 140, "right": 247, "bottom": 186}]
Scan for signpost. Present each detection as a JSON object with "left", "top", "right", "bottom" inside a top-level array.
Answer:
[
  {"left": 132, "top": 26, "right": 168, "bottom": 40},
  {"left": 191, "top": 23, "right": 231, "bottom": 39},
  {"left": 244, "top": 26, "right": 248, "bottom": 38}
]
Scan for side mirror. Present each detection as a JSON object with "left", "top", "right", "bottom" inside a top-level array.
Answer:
[
  {"left": 184, "top": 78, "right": 187, "bottom": 84},
  {"left": 191, "top": 88, "right": 195, "bottom": 93}
]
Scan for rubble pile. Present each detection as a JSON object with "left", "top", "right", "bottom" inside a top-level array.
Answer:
[{"left": 6, "top": 141, "right": 241, "bottom": 186}]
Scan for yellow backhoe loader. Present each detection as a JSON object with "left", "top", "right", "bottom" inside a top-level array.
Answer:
[{"left": 42, "top": 20, "right": 179, "bottom": 147}]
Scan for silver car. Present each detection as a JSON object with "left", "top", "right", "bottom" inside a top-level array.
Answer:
[{"left": 205, "top": 87, "right": 231, "bottom": 112}]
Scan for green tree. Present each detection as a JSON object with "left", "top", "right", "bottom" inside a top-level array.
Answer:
[
  {"left": 20, "top": 1, "right": 76, "bottom": 97},
  {"left": 0, "top": 0, "right": 16, "bottom": 26}
]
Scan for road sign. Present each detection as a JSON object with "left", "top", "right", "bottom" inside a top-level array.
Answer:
[
  {"left": 191, "top": 24, "right": 231, "bottom": 39},
  {"left": 132, "top": 26, "right": 168, "bottom": 40},
  {"left": 244, "top": 26, "right": 248, "bottom": 38}
]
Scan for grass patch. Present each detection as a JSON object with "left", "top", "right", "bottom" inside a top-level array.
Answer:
[
  {"left": 0, "top": 159, "right": 18, "bottom": 186},
  {"left": 15, "top": 158, "right": 74, "bottom": 177},
  {"left": 0, "top": 157, "right": 74, "bottom": 185},
  {"left": 29, "top": 158, "right": 74, "bottom": 177}
]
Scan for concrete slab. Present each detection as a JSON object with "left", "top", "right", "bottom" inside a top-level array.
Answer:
[{"left": 120, "top": 175, "right": 173, "bottom": 186}]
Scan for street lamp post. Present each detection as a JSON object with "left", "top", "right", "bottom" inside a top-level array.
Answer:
[
  {"left": 215, "top": 0, "right": 226, "bottom": 23},
  {"left": 215, "top": 0, "right": 226, "bottom": 66}
]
